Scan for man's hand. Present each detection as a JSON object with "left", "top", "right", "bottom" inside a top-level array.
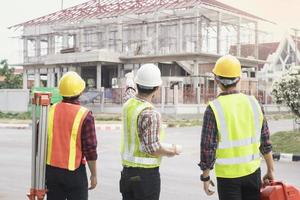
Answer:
[
  {"left": 203, "top": 180, "right": 215, "bottom": 196},
  {"left": 89, "top": 175, "right": 97, "bottom": 190},
  {"left": 125, "top": 72, "right": 135, "bottom": 88},
  {"left": 262, "top": 170, "right": 274, "bottom": 185}
]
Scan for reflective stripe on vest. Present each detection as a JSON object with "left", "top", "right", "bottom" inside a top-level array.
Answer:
[
  {"left": 121, "top": 98, "right": 161, "bottom": 167},
  {"left": 209, "top": 93, "right": 263, "bottom": 178},
  {"left": 47, "top": 103, "right": 88, "bottom": 171}
]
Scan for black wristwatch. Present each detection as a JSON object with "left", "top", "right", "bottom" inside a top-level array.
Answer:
[{"left": 200, "top": 174, "right": 210, "bottom": 182}]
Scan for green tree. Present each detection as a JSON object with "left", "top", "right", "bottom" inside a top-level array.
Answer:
[
  {"left": 0, "top": 59, "right": 22, "bottom": 89},
  {"left": 272, "top": 66, "right": 300, "bottom": 118}
]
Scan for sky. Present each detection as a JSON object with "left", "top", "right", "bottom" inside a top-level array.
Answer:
[{"left": 1, "top": 0, "right": 300, "bottom": 65}]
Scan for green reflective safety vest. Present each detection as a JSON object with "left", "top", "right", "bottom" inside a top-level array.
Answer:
[
  {"left": 121, "top": 98, "right": 164, "bottom": 168},
  {"left": 209, "top": 93, "right": 263, "bottom": 178}
]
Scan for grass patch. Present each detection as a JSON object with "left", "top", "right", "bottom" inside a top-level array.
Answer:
[
  {"left": 271, "top": 131, "right": 300, "bottom": 154},
  {"left": 165, "top": 119, "right": 202, "bottom": 127},
  {"left": 0, "top": 111, "right": 31, "bottom": 120}
]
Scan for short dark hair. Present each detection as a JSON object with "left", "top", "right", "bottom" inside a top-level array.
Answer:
[
  {"left": 216, "top": 76, "right": 239, "bottom": 89},
  {"left": 62, "top": 95, "right": 80, "bottom": 101},
  {"left": 137, "top": 84, "right": 158, "bottom": 95}
]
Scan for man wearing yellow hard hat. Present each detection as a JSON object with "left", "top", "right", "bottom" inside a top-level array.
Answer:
[
  {"left": 198, "top": 55, "right": 275, "bottom": 200},
  {"left": 46, "top": 71, "right": 98, "bottom": 200}
]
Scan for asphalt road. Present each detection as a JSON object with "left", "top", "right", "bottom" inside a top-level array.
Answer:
[{"left": 0, "top": 124, "right": 299, "bottom": 200}]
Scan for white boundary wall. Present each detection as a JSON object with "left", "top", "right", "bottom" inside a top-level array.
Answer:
[{"left": 0, "top": 89, "right": 30, "bottom": 112}]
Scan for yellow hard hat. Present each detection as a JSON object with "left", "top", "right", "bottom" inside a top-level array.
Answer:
[
  {"left": 212, "top": 55, "right": 241, "bottom": 78},
  {"left": 58, "top": 71, "right": 85, "bottom": 97}
]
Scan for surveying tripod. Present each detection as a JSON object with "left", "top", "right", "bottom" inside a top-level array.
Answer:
[{"left": 27, "top": 92, "right": 51, "bottom": 200}]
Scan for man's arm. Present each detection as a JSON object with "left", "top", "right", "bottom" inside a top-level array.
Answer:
[
  {"left": 137, "top": 109, "right": 180, "bottom": 157},
  {"left": 259, "top": 107, "right": 275, "bottom": 184},
  {"left": 199, "top": 106, "right": 218, "bottom": 196},
  {"left": 81, "top": 112, "right": 98, "bottom": 190},
  {"left": 123, "top": 72, "right": 136, "bottom": 102}
]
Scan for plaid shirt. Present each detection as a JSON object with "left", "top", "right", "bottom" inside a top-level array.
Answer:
[
  {"left": 62, "top": 99, "right": 98, "bottom": 161},
  {"left": 199, "top": 91, "right": 272, "bottom": 171},
  {"left": 123, "top": 87, "right": 162, "bottom": 154}
]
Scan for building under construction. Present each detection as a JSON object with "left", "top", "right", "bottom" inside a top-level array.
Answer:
[{"left": 10, "top": 0, "right": 272, "bottom": 105}]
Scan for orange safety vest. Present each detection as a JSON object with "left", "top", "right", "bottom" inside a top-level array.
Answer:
[{"left": 47, "top": 102, "right": 89, "bottom": 171}]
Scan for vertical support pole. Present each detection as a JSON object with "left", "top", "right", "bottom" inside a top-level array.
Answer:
[
  {"left": 47, "top": 68, "right": 52, "bottom": 87},
  {"left": 35, "top": 37, "right": 41, "bottom": 57},
  {"left": 197, "top": 86, "right": 201, "bottom": 104},
  {"left": 193, "top": 60, "right": 199, "bottom": 88},
  {"left": 177, "top": 19, "right": 183, "bottom": 53},
  {"left": 117, "top": 18, "right": 123, "bottom": 53},
  {"left": 97, "top": 63, "right": 102, "bottom": 90},
  {"left": 142, "top": 23, "right": 147, "bottom": 54},
  {"left": 101, "top": 87, "right": 105, "bottom": 112},
  {"left": 196, "top": 14, "right": 202, "bottom": 52},
  {"left": 237, "top": 17, "right": 241, "bottom": 57},
  {"left": 56, "top": 67, "right": 61, "bottom": 86},
  {"left": 255, "top": 22, "right": 259, "bottom": 59},
  {"left": 174, "top": 85, "right": 178, "bottom": 115},
  {"left": 34, "top": 68, "right": 40, "bottom": 87},
  {"left": 23, "top": 38, "right": 28, "bottom": 61},
  {"left": 105, "top": 25, "right": 109, "bottom": 49},
  {"left": 62, "top": 33, "right": 69, "bottom": 49},
  {"left": 217, "top": 12, "right": 222, "bottom": 54},
  {"left": 23, "top": 68, "right": 28, "bottom": 89},
  {"left": 155, "top": 16, "right": 160, "bottom": 54}
]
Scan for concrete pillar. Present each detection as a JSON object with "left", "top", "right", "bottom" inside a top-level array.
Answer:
[
  {"left": 255, "top": 22, "right": 259, "bottom": 59},
  {"left": 47, "top": 68, "right": 55, "bottom": 87},
  {"left": 177, "top": 19, "right": 183, "bottom": 53},
  {"left": 142, "top": 24, "right": 147, "bottom": 53},
  {"left": 23, "top": 68, "right": 28, "bottom": 89},
  {"left": 100, "top": 87, "right": 105, "bottom": 112},
  {"left": 237, "top": 17, "right": 241, "bottom": 57},
  {"left": 76, "top": 66, "right": 81, "bottom": 76},
  {"left": 196, "top": 86, "right": 201, "bottom": 104},
  {"left": 97, "top": 63, "right": 102, "bottom": 90},
  {"left": 80, "top": 29, "right": 85, "bottom": 51},
  {"left": 193, "top": 60, "right": 199, "bottom": 87},
  {"left": 48, "top": 35, "right": 55, "bottom": 54},
  {"left": 117, "top": 64, "right": 124, "bottom": 78},
  {"left": 155, "top": 15, "right": 160, "bottom": 54},
  {"left": 23, "top": 38, "right": 28, "bottom": 59},
  {"left": 56, "top": 67, "right": 61, "bottom": 86},
  {"left": 104, "top": 25, "right": 109, "bottom": 49},
  {"left": 117, "top": 19, "right": 123, "bottom": 52},
  {"left": 174, "top": 85, "right": 179, "bottom": 105},
  {"left": 62, "top": 66, "right": 68, "bottom": 74},
  {"left": 47, "top": 68, "right": 51, "bottom": 87},
  {"left": 196, "top": 15, "right": 202, "bottom": 52},
  {"left": 62, "top": 33, "right": 69, "bottom": 49},
  {"left": 35, "top": 37, "right": 41, "bottom": 57},
  {"left": 217, "top": 12, "right": 222, "bottom": 54},
  {"left": 34, "top": 68, "right": 40, "bottom": 87}
]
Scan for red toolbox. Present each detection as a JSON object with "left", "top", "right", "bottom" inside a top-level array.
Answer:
[{"left": 261, "top": 181, "right": 300, "bottom": 200}]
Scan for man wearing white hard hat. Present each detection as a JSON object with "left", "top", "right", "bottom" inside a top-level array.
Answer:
[{"left": 120, "top": 63, "right": 182, "bottom": 200}]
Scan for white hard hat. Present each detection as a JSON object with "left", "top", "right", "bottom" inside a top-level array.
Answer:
[{"left": 134, "top": 64, "right": 162, "bottom": 88}]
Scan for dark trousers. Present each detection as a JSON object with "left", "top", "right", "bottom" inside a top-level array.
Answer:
[
  {"left": 217, "top": 168, "right": 261, "bottom": 200},
  {"left": 46, "top": 164, "right": 88, "bottom": 200},
  {"left": 119, "top": 167, "right": 161, "bottom": 200}
]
